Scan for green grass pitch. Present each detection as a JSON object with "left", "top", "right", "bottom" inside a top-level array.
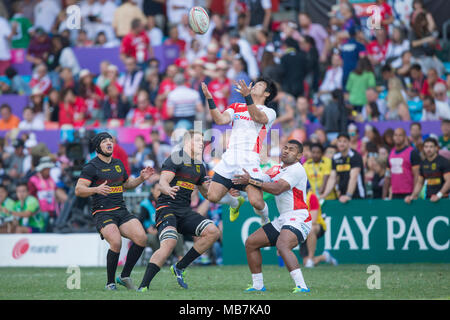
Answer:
[{"left": 0, "top": 264, "right": 449, "bottom": 300}]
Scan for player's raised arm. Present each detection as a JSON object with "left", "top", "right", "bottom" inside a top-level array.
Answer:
[
  {"left": 235, "top": 80, "right": 269, "bottom": 124},
  {"left": 201, "top": 82, "right": 231, "bottom": 125},
  {"left": 159, "top": 170, "right": 180, "bottom": 199},
  {"left": 123, "top": 166, "right": 155, "bottom": 190}
]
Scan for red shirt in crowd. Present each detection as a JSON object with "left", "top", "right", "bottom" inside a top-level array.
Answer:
[
  {"left": 131, "top": 105, "right": 160, "bottom": 126},
  {"left": 366, "top": 39, "right": 390, "bottom": 64},
  {"left": 58, "top": 97, "right": 87, "bottom": 127},
  {"left": 164, "top": 38, "right": 186, "bottom": 54},
  {"left": 208, "top": 78, "right": 231, "bottom": 112},
  {"left": 158, "top": 78, "right": 176, "bottom": 120},
  {"left": 30, "top": 75, "right": 52, "bottom": 95},
  {"left": 112, "top": 143, "right": 130, "bottom": 176},
  {"left": 421, "top": 78, "right": 447, "bottom": 97},
  {"left": 120, "top": 31, "right": 151, "bottom": 63}
]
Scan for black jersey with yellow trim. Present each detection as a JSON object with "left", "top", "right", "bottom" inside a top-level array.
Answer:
[
  {"left": 78, "top": 156, "right": 129, "bottom": 214},
  {"left": 157, "top": 150, "right": 208, "bottom": 209}
]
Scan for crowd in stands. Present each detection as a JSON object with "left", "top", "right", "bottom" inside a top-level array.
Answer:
[{"left": 0, "top": 0, "right": 450, "bottom": 265}]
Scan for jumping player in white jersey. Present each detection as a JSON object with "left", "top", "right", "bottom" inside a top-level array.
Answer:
[
  {"left": 201, "top": 77, "right": 277, "bottom": 224},
  {"left": 233, "top": 140, "right": 312, "bottom": 293}
]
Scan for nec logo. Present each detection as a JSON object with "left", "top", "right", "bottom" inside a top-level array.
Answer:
[{"left": 234, "top": 114, "right": 251, "bottom": 121}]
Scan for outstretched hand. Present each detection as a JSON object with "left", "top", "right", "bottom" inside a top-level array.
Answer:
[
  {"left": 140, "top": 166, "right": 155, "bottom": 180},
  {"left": 234, "top": 80, "right": 253, "bottom": 97},
  {"left": 232, "top": 168, "right": 251, "bottom": 185},
  {"left": 201, "top": 82, "right": 213, "bottom": 99}
]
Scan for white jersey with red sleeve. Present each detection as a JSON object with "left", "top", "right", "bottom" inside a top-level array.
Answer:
[
  {"left": 266, "top": 162, "right": 310, "bottom": 218},
  {"left": 222, "top": 102, "right": 276, "bottom": 164},
  {"left": 264, "top": 162, "right": 312, "bottom": 242}
]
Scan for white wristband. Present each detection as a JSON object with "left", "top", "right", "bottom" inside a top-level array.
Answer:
[{"left": 436, "top": 192, "right": 443, "bottom": 199}]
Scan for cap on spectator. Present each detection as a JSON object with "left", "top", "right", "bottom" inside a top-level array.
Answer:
[
  {"left": 193, "top": 58, "right": 205, "bottom": 67},
  {"left": 216, "top": 60, "right": 228, "bottom": 70},
  {"left": 36, "top": 156, "right": 55, "bottom": 172},
  {"left": 107, "top": 64, "right": 118, "bottom": 73},
  {"left": 12, "top": 139, "right": 25, "bottom": 148},
  {"left": 79, "top": 69, "right": 91, "bottom": 79},
  {"left": 34, "top": 27, "right": 46, "bottom": 36}
]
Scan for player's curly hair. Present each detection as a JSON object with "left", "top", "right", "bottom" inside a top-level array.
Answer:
[{"left": 255, "top": 76, "right": 277, "bottom": 104}]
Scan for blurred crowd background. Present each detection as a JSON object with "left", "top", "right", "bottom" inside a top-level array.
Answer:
[{"left": 0, "top": 0, "right": 449, "bottom": 265}]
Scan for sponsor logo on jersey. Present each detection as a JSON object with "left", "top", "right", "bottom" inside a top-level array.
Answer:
[
  {"left": 110, "top": 186, "right": 123, "bottom": 193},
  {"left": 196, "top": 165, "right": 201, "bottom": 173},
  {"left": 427, "top": 177, "right": 441, "bottom": 185},
  {"left": 115, "top": 165, "right": 122, "bottom": 173},
  {"left": 336, "top": 164, "right": 351, "bottom": 172},
  {"left": 176, "top": 180, "right": 195, "bottom": 190}
]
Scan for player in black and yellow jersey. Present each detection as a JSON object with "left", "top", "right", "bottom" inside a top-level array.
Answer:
[
  {"left": 405, "top": 137, "right": 450, "bottom": 203},
  {"left": 138, "top": 130, "right": 220, "bottom": 292},
  {"left": 75, "top": 132, "right": 155, "bottom": 291}
]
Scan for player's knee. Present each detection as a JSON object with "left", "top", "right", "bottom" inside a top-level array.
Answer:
[
  {"left": 109, "top": 239, "right": 122, "bottom": 252},
  {"left": 136, "top": 232, "right": 147, "bottom": 247},
  {"left": 207, "top": 190, "right": 221, "bottom": 203},
  {"left": 245, "top": 236, "right": 258, "bottom": 251},
  {"left": 249, "top": 197, "right": 264, "bottom": 211},
  {"left": 276, "top": 240, "right": 291, "bottom": 254}
]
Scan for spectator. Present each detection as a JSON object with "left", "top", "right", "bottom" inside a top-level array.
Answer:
[
  {"left": 96, "top": 0, "right": 118, "bottom": 43},
  {"left": 321, "top": 89, "right": 347, "bottom": 141},
  {"left": 421, "top": 68, "right": 446, "bottom": 98},
  {"left": 118, "top": 57, "right": 144, "bottom": 102},
  {"left": 75, "top": 29, "right": 94, "bottom": 48},
  {"left": 298, "top": 12, "right": 329, "bottom": 62},
  {"left": 18, "top": 107, "right": 45, "bottom": 130},
  {"left": 4, "top": 139, "right": 26, "bottom": 180},
  {"left": 247, "top": 0, "right": 272, "bottom": 34},
  {"left": 30, "top": 88, "right": 47, "bottom": 123},
  {"left": 58, "top": 88, "right": 87, "bottom": 128},
  {"left": 405, "top": 137, "right": 449, "bottom": 203},
  {"left": 9, "top": 2, "right": 33, "bottom": 49},
  {"left": 26, "top": 28, "right": 52, "bottom": 68},
  {"left": 102, "top": 83, "right": 130, "bottom": 121},
  {"left": 410, "top": 0, "right": 437, "bottom": 33},
  {"left": 33, "top": 0, "right": 60, "bottom": 33},
  {"left": 139, "top": 67, "right": 160, "bottom": 106},
  {"left": 346, "top": 57, "right": 376, "bottom": 113},
  {"left": 47, "top": 35, "right": 80, "bottom": 79},
  {"left": 0, "top": 104, "right": 20, "bottom": 130},
  {"left": 112, "top": 0, "right": 146, "bottom": 39},
  {"left": 304, "top": 143, "right": 336, "bottom": 200},
  {"left": 409, "top": 63, "right": 426, "bottom": 94},
  {"left": 409, "top": 122, "right": 424, "bottom": 153},
  {"left": 78, "top": 69, "right": 104, "bottom": 120},
  {"left": 0, "top": 184, "right": 15, "bottom": 234},
  {"left": 382, "top": 128, "right": 395, "bottom": 150},
  {"left": 280, "top": 37, "right": 307, "bottom": 98},
  {"left": 295, "top": 96, "right": 315, "bottom": 128},
  {"left": 167, "top": 73, "right": 203, "bottom": 129},
  {"left": 146, "top": 15, "right": 163, "bottom": 47},
  {"left": 371, "top": 156, "right": 388, "bottom": 199},
  {"left": 422, "top": 96, "right": 450, "bottom": 121},
  {"left": 366, "top": 28, "right": 390, "bottom": 68},
  {"left": 29, "top": 64, "right": 52, "bottom": 96},
  {"left": 374, "top": 0, "right": 394, "bottom": 33},
  {"left": 348, "top": 123, "right": 362, "bottom": 154},
  {"left": 28, "top": 157, "right": 58, "bottom": 223},
  {"left": 259, "top": 46, "right": 283, "bottom": 85},
  {"left": 120, "top": 18, "right": 151, "bottom": 67},
  {"left": 439, "top": 120, "right": 450, "bottom": 151},
  {"left": 166, "top": 0, "right": 193, "bottom": 26},
  {"left": 189, "top": 58, "right": 210, "bottom": 105},
  {"left": 164, "top": 25, "right": 187, "bottom": 54},
  {"left": 339, "top": 27, "right": 366, "bottom": 87},
  {"left": 44, "top": 88, "right": 61, "bottom": 122},
  {"left": 111, "top": 135, "right": 131, "bottom": 176},
  {"left": 385, "top": 77, "right": 409, "bottom": 121},
  {"left": 58, "top": 67, "right": 76, "bottom": 91},
  {"left": 300, "top": 35, "right": 320, "bottom": 95},
  {"left": 11, "top": 182, "right": 46, "bottom": 233},
  {"left": 361, "top": 88, "right": 386, "bottom": 122},
  {"left": 5, "top": 67, "right": 31, "bottom": 95},
  {"left": 80, "top": 0, "right": 102, "bottom": 40},
  {"left": 434, "top": 82, "right": 449, "bottom": 106},
  {"left": 229, "top": 29, "right": 259, "bottom": 80},
  {"left": 207, "top": 60, "right": 231, "bottom": 113},
  {"left": 127, "top": 89, "right": 159, "bottom": 127},
  {"left": 406, "top": 88, "right": 423, "bottom": 122},
  {"left": 320, "top": 132, "right": 366, "bottom": 202},
  {"left": 318, "top": 52, "right": 343, "bottom": 105},
  {"left": 95, "top": 60, "right": 111, "bottom": 90},
  {"left": 272, "top": 85, "right": 295, "bottom": 137},
  {"left": 0, "top": 15, "right": 12, "bottom": 75},
  {"left": 385, "top": 26, "right": 410, "bottom": 69},
  {"left": 384, "top": 128, "right": 421, "bottom": 199},
  {"left": 156, "top": 64, "right": 178, "bottom": 120},
  {"left": 227, "top": 56, "right": 252, "bottom": 105},
  {"left": 130, "top": 135, "right": 151, "bottom": 177}
]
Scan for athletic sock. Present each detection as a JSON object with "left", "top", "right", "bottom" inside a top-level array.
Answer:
[
  {"left": 251, "top": 273, "right": 264, "bottom": 290},
  {"left": 121, "top": 243, "right": 145, "bottom": 278},
  {"left": 139, "top": 262, "right": 161, "bottom": 289},
  {"left": 106, "top": 249, "right": 120, "bottom": 285},
  {"left": 176, "top": 247, "right": 201, "bottom": 269},
  {"left": 218, "top": 193, "right": 239, "bottom": 208},
  {"left": 254, "top": 202, "right": 269, "bottom": 220},
  {"left": 290, "top": 268, "right": 308, "bottom": 289}
]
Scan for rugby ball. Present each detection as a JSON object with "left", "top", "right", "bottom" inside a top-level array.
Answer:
[{"left": 188, "top": 6, "right": 210, "bottom": 34}]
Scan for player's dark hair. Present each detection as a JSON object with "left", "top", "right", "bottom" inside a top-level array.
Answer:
[
  {"left": 256, "top": 76, "right": 277, "bottom": 104},
  {"left": 423, "top": 137, "right": 439, "bottom": 147},
  {"left": 287, "top": 139, "right": 303, "bottom": 153},
  {"left": 311, "top": 143, "right": 324, "bottom": 153}
]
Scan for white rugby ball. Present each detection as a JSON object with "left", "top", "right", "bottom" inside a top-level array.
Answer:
[{"left": 188, "top": 6, "right": 210, "bottom": 34}]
